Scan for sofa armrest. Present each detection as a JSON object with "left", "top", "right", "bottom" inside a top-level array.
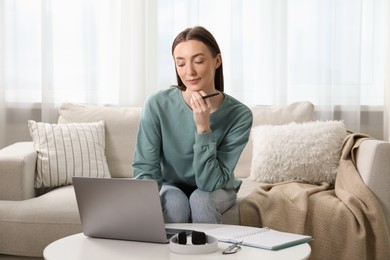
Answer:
[
  {"left": 0, "top": 142, "right": 37, "bottom": 200},
  {"left": 356, "top": 139, "right": 390, "bottom": 231}
]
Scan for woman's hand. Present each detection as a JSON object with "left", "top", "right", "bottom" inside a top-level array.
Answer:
[{"left": 190, "top": 91, "right": 211, "bottom": 134}]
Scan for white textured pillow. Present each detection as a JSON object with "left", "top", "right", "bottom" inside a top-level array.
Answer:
[
  {"left": 250, "top": 121, "right": 346, "bottom": 184},
  {"left": 235, "top": 101, "right": 315, "bottom": 178},
  {"left": 28, "top": 120, "right": 110, "bottom": 188}
]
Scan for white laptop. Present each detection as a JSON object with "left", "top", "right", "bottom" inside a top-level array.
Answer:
[{"left": 73, "top": 177, "right": 189, "bottom": 243}]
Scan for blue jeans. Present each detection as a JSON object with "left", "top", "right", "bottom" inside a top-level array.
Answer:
[{"left": 160, "top": 184, "right": 237, "bottom": 224}]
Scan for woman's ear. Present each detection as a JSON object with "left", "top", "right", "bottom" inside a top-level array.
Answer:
[{"left": 215, "top": 54, "right": 222, "bottom": 69}]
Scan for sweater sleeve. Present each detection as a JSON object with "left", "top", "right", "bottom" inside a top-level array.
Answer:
[
  {"left": 192, "top": 109, "right": 253, "bottom": 192},
  {"left": 132, "top": 99, "right": 163, "bottom": 190}
]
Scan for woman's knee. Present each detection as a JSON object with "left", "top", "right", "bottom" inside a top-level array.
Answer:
[
  {"left": 189, "top": 189, "right": 237, "bottom": 223},
  {"left": 190, "top": 189, "right": 237, "bottom": 209},
  {"left": 160, "top": 185, "right": 190, "bottom": 223}
]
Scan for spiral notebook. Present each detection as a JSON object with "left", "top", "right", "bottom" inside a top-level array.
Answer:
[{"left": 207, "top": 225, "right": 312, "bottom": 250}]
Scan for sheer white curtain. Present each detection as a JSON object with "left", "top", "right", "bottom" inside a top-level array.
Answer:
[
  {"left": 0, "top": 0, "right": 158, "bottom": 148},
  {"left": 1, "top": 0, "right": 389, "bottom": 149},
  {"left": 157, "top": 0, "right": 389, "bottom": 138}
]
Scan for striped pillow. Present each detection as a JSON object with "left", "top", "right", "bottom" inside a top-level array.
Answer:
[{"left": 28, "top": 120, "right": 110, "bottom": 188}]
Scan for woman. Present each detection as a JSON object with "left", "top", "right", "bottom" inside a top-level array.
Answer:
[{"left": 132, "top": 26, "right": 252, "bottom": 224}]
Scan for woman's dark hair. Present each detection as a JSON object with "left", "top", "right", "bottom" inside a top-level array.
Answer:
[{"left": 171, "top": 26, "right": 224, "bottom": 92}]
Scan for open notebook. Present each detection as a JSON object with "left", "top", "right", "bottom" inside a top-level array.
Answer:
[{"left": 207, "top": 225, "right": 312, "bottom": 250}]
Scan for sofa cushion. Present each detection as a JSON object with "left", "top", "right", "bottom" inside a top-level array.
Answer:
[
  {"left": 222, "top": 179, "right": 262, "bottom": 225},
  {"left": 58, "top": 103, "right": 142, "bottom": 178},
  {"left": 250, "top": 120, "right": 346, "bottom": 184},
  {"left": 28, "top": 120, "right": 110, "bottom": 188},
  {"left": 0, "top": 185, "right": 81, "bottom": 257},
  {"left": 235, "top": 101, "right": 315, "bottom": 178}
]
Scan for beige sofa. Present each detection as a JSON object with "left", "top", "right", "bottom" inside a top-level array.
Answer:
[{"left": 1, "top": 101, "right": 389, "bottom": 259}]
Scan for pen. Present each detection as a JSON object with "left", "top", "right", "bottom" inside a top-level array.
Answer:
[
  {"left": 170, "top": 85, "right": 220, "bottom": 100},
  {"left": 202, "top": 92, "right": 220, "bottom": 99}
]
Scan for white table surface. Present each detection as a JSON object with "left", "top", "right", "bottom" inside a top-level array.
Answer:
[{"left": 44, "top": 223, "right": 311, "bottom": 260}]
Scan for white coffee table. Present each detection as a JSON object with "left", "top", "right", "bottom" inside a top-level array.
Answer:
[{"left": 44, "top": 223, "right": 311, "bottom": 260}]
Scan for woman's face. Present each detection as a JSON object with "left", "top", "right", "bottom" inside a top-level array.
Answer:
[{"left": 173, "top": 40, "right": 221, "bottom": 93}]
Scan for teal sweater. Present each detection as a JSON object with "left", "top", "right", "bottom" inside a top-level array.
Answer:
[{"left": 132, "top": 87, "right": 253, "bottom": 192}]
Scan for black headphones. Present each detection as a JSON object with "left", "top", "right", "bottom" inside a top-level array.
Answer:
[
  {"left": 177, "top": 230, "right": 207, "bottom": 245},
  {"left": 169, "top": 230, "right": 218, "bottom": 254}
]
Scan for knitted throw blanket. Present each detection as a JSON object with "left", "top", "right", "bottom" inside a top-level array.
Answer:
[{"left": 239, "top": 133, "right": 390, "bottom": 259}]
